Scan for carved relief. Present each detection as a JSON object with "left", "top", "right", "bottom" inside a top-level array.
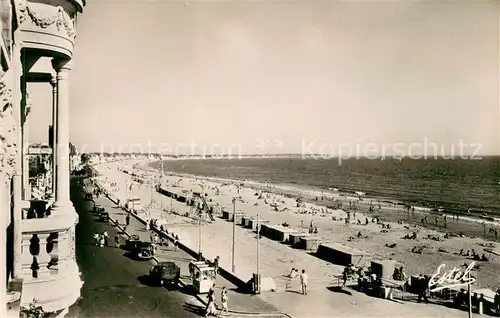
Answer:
[
  {"left": 0, "top": 69, "right": 17, "bottom": 180},
  {"left": 18, "top": 0, "right": 76, "bottom": 39}
]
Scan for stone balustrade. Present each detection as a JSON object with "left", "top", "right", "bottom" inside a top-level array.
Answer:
[{"left": 19, "top": 207, "right": 79, "bottom": 311}]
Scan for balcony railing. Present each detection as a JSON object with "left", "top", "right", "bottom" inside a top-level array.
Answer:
[{"left": 20, "top": 200, "right": 77, "bottom": 280}]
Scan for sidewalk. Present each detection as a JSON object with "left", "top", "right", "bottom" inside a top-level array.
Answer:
[{"left": 90, "top": 186, "right": 288, "bottom": 317}]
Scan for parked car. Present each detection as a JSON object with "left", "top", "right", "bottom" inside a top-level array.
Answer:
[
  {"left": 149, "top": 262, "right": 180, "bottom": 286},
  {"left": 133, "top": 242, "right": 154, "bottom": 260},
  {"left": 99, "top": 212, "right": 109, "bottom": 222},
  {"left": 125, "top": 235, "right": 141, "bottom": 251},
  {"left": 93, "top": 203, "right": 105, "bottom": 213}
]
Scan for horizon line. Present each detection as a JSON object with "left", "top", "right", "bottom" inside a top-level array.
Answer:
[{"left": 81, "top": 152, "right": 500, "bottom": 158}]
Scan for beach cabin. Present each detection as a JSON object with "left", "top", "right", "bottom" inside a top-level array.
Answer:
[
  {"left": 259, "top": 224, "right": 297, "bottom": 243},
  {"left": 260, "top": 223, "right": 272, "bottom": 236},
  {"left": 248, "top": 219, "right": 269, "bottom": 231},
  {"left": 272, "top": 226, "right": 298, "bottom": 243},
  {"left": 316, "top": 243, "right": 366, "bottom": 266},
  {"left": 241, "top": 216, "right": 253, "bottom": 227},
  {"left": 158, "top": 187, "right": 172, "bottom": 197},
  {"left": 222, "top": 210, "right": 231, "bottom": 220},
  {"left": 299, "top": 236, "right": 322, "bottom": 251},
  {"left": 371, "top": 259, "right": 398, "bottom": 280},
  {"left": 127, "top": 197, "right": 142, "bottom": 212},
  {"left": 471, "top": 288, "right": 496, "bottom": 315},
  {"left": 233, "top": 213, "right": 245, "bottom": 224},
  {"left": 289, "top": 233, "right": 309, "bottom": 246}
]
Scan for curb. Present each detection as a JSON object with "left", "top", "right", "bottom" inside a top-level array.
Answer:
[{"left": 109, "top": 217, "right": 132, "bottom": 239}]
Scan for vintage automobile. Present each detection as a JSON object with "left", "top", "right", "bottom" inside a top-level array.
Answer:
[
  {"left": 99, "top": 212, "right": 109, "bottom": 222},
  {"left": 125, "top": 235, "right": 141, "bottom": 250},
  {"left": 149, "top": 262, "right": 181, "bottom": 286},
  {"left": 93, "top": 203, "right": 105, "bottom": 213},
  {"left": 133, "top": 242, "right": 154, "bottom": 260}
]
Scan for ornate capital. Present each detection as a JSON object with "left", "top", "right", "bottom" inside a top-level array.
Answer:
[
  {"left": 50, "top": 75, "right": 57, "bottom": 88},
  {"left": 52, "top": 59, "right": 73, "bottom": 73}
]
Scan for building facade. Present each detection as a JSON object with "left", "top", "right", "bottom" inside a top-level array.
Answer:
[{"left": 1, "top": 0, "right": 86, "bottom": 316}]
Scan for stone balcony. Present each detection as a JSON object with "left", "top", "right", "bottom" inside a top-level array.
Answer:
[
  {"left": 19, "top": 200, "right": 82, "bottom": 312},
  {"left": 17, "top": 0, "right": 85, "bottom": 59}
]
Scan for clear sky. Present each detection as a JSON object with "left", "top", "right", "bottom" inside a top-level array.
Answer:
[{"left": 28, "top": 0, "right": 499, "bottom": 156}]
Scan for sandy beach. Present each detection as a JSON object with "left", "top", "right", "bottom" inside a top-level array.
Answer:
[{"left": 94, "top": 160, "right": 500, "bottom": 292}]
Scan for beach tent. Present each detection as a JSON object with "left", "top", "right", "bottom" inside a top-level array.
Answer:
[{"left": 472, "top": 288, "right": 495, "bottom": 303}]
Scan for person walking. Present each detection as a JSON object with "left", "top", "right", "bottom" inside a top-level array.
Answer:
[
  {"left": 219, "top": 286, "right": 229, "bottom": 316},
  {"left": 189, "top": 261, "right": 195, "bottom": 280},
  {"left": 213, "top": 256, "right": 220, "bottom": 278},
  {"left": 286, "top": 268, "right": 298, "bottom": 291},
  {"left": 102, "top": 230, "right": 109, "bottom": 246},
  {"left": 99, "top": 234, "right": 105, "bottom": 248},
  {"left": 299, "top": 269, "right": 308, "bottom": 295},
  {"left": 174, "top": 235, "right": 179, "bottom": 251},
  {"left": 417, "top": 275, "right": 430, "bottom": 303},
  {"left": 342, "top": 267, "right": 348, "bottom": 287},
  {"left": 204, "top": 284, "right": 216, "bottom": 317},
  {"left": 494, "top": 289, "right": 500, "bottom": 316},
  {"left": 114, "top": 234, "right": 120, "bottom": 248},
  {"left": 125, "top": 213, "right": 130, "bottom": 226},
  {"left": 93, "top": 232, "right": 100, "bottom": 246}
]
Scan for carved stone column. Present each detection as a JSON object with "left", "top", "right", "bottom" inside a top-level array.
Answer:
[
  {"left": 50, "top": 76, "right": 57, "bottom": 199},
  {"left": 1, "top": 64, "right": 16, "bottom": 318},
  {"left": 12, "top": 42, "right": 23, "bottom": 279},
  {"left": 51, "top": 59, "right": 73, "bottom": 210},
  {"left": 21, "top": 86, "right": 30, "bottom": 200}
]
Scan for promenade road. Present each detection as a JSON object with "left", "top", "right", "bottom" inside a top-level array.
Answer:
[{"left": 67, "top": 177, "right": 205, "bottom": 318}]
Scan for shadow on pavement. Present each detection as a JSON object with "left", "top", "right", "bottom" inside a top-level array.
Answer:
[
  {"left": 157, "top": 255, "right": 193, "bottom": 263},
  {"left": 179, "top": 284, "right": 201, "bottom": 297},
  {"left": 123, "top": 252, "right": 144, "bottom": 261},
  {"left": 183, "top": 302, "right": 206, "bottom": 315},
  {"left": 137, "top": 274, "right": 158, "bottom": 287},
  {"left": 327, "top": 286, "right": 353, "bottom": 296},
  {"left": 285, "top": 290, "right": 303, "bottom": 295},
  {"left": 138, "top": 275, "right": 184, "bottom": 292}
]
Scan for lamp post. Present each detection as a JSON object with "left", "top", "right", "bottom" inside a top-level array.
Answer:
[
  {"left": 198, "top": 208, "right": 202, "bottom": 259},
  {"left": 256, "top": 213, "right": 261, "bottom": 294},
  {"left": 232, "top": 197, "right": 236, "bottom": 273},
  {"left": 468, "top": 269, "right": 472, "bottom": 318},
  {"left": 460, "top": 262, "right": 476, "bottom": 318}
]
